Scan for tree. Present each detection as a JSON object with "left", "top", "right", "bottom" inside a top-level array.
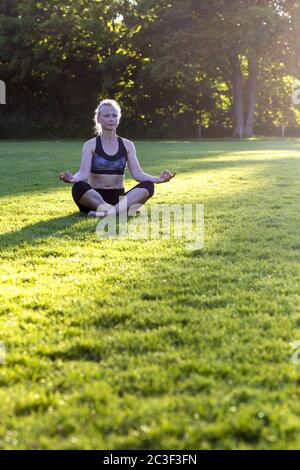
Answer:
[
  {"left": 0, "top": 0, "right": 139, "bottom": 137},
  {"left": 130, "top": 0, "right": 300, "bottom": 137}
]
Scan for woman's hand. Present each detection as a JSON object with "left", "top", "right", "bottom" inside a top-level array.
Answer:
[
  {"left": 59, "top": 171, "right": 75, "bottom": 183},
  {"left": 156, "top": 169, "right": 176, "bottom": 183}
]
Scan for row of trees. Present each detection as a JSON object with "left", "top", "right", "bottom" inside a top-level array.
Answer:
[{"left": 0, "top": 0, "right": 300, "bottom": 138}]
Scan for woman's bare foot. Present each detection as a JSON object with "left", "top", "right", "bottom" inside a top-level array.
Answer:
[
  {"left": 88, "top": 209, "right": 142, "bottom": 218},
  {"left": 87, "top": 201, "right": 115, "bottom": 217},
  {"left": 87, "top": 210, "right": 108, "bottom": 218}
]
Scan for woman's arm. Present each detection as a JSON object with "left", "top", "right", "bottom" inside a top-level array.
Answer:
[
  {"left": 126, "top": 140, "right": 176, "bottom": 184},
  {"left": 59, "top": 139, "right": 94, "bottom": 183}
]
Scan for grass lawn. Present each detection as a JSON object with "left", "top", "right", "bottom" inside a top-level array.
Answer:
[{"left": 0, "top": 137, "right": 300, "bottom": 450}]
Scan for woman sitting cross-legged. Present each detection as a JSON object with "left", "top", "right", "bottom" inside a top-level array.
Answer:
[{"left": 59, "top": 98, "right": 176, "bottom": 217}]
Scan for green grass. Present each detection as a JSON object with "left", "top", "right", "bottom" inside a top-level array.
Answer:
[{"left": 0, "top": 137, "right": 300, "bottom": 449}]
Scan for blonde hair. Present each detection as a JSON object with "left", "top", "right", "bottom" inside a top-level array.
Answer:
[{"left": 94, "top": 99, "right": 122, "bottom": 135}]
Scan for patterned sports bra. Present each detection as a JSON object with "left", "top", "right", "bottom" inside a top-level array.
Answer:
[{"left": 91, "top": 135, "right": 127, "bottom": 175}]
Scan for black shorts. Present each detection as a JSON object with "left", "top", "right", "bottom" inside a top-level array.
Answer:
[{"left": 71, "top": 181, "right": 155, "bottom": 213}]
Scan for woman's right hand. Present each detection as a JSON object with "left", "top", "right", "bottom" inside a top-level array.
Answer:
[{"left": 59, "top": 171, "right": 75, "bottom": 183}]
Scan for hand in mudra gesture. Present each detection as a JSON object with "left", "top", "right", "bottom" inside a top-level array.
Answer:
[
  {"left": 157, "top": 169, "right": 176, "bottom": 183},
  {"left": 59, "top": 171, "right": 75, "bottom": 183}
]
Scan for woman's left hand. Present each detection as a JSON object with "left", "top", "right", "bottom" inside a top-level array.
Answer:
[{"left": 157, "top": 169, "right": 176, "bottom": 183}]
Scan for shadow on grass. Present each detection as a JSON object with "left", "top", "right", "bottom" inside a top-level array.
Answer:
[
  {"left": 0, "top": 211, "right": 147, "bottom": 251},
  {"left": 0, "top": 213, "right": 85, "bottom": 250}
]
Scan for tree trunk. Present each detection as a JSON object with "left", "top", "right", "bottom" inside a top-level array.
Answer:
[
  {"left": 230, "top": 53, "right": 244, "bottom": 137},
  {"left": 243, "top": 57, "right": 258, "bottom": 137}
]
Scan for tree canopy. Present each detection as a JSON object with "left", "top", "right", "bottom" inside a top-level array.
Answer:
[{"left": 0, "top": 0, "right": 300, "bottom": 138}]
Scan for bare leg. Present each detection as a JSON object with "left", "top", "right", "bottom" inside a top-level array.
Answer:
[
  {"left": 78, "top": 189, "right": 113, "bottom": 212},
  {"left": 89, "top": 187, "right": 151, "bottom": 217}
]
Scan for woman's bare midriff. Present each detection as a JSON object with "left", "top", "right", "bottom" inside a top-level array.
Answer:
[{"left": 88, "top": 173, "right": 125, "bottom": 189}]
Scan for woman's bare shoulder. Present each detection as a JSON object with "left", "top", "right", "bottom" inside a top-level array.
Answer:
[
  {"left": 82, "top": 137, "right": 97, "bottom": 152},
  {"left": 119, "top": 136, "right": 134, "bottom": 150}
]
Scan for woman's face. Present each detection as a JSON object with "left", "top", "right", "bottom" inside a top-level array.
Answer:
[{"left": 97, "top": 105, "right": 121, "bottom": 131}]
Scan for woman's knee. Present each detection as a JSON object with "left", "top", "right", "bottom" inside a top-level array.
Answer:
[
  {"left": 71, "top": 182, "right": 92, "bottom": 204},
  {"left": 135, "top": 181, "right": 155, "bottom": 198}
]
